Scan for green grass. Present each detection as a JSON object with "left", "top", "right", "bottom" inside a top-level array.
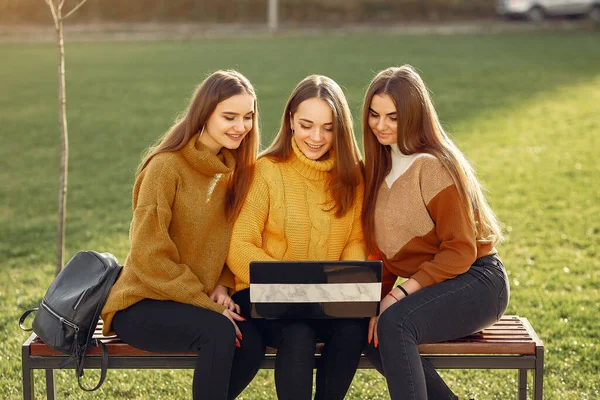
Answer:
[{"left": 1, "top": 30, "right": 599, "bottom": 399}]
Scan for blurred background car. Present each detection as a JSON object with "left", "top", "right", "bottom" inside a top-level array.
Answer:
[{"left": 497, "top": 0, "right": 600, "bottom": 22}]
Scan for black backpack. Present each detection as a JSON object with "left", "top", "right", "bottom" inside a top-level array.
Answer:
[{"left": 19, "top": 250, "right": 122, "bottom": 391}]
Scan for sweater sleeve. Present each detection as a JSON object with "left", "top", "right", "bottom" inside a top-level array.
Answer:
[
  {"left": 341, "top": 180, "right": 367, "bottom": 260},
  {"left": 368, "top": 248, "right": 397, "bottom": 299},
  {"left": 128, "top": 159, "right": 225, "bottom": 313},
  {"left": 380, "top": 262, "right": 398, "bottom": 298},
  {"left": 227, "top": 169, "right": 277, "bottom": 285},
  {"left": 411, "top": 182, "right": 478, "bottom": 288},
  {"left": 216, "top": 264, "right": 235, "bottom": 290}
]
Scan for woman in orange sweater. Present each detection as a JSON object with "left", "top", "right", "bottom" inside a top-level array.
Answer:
[
  {"left": 101, "top": 70, "right": 263, "bottom": 400},
  {"left": 227, "top": 75, "right": 367, "bottom": 400},
  {"left": 361, "top": 65, "right": 510, "bottom": 400}
]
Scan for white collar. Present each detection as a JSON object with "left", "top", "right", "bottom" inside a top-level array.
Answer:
[{"left": 385, "top": 144, "right": 420, "bottom": 188}]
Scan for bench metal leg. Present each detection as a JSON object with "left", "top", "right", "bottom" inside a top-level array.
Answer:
[
  {"left": 22, "top": 361, "right": 34, "bottom": 400},
  {"left": 518, "top": 369, "right": 527, "bottom": 400},
  {"left": 534, "top": 347, "right": 544, "bottom": 400},
  {"left": 45, "top": 370, "right": 56, "bottom": 400}
]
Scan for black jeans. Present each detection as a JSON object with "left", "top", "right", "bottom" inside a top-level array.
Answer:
[
  {"left": 112, "top": 299, "right": 265, "bottom": 400},
  {"left": 234, "top": 289, "right": 368, "bottom": 400},
  {"left": 364, "top": 255, "right": 510, "bottom": 400}
]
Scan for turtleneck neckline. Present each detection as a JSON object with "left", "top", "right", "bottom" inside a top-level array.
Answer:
[
  {"left": 289, "top": 138, "right": 335, "bottom": 181},
  {"left": 390, "top": 143, "right": 414, "bottom": 158},
  {"left": 385, "top": 143, "right": 420, "bottom": 188},
  {"left": 180, "top": 133, "right": 236, "bottom": 176}
]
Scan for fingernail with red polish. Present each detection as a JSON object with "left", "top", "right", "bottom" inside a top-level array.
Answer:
[
  {"left": 235, "top": 339, "right": 241, "bottom": 348},
  {"left": 237, "top": 333, "right": 243, "bottom": 340}
]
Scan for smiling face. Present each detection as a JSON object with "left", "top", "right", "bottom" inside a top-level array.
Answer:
[
  {"left": 199, "top": 93, "right": 255, "bottom": 154},
  {"left": 290, "top": 97, "right": 334, "bottom": 160},
  {"left": 368, "top": 93, "right": 398, "bottom": 146}
]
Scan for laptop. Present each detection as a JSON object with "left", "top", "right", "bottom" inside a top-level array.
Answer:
[{"left": 249, "top": 260, "right": 382, "bottom": 319}]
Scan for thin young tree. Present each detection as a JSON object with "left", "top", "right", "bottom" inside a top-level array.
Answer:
[
  {"left": 268, "top": 0, "right": 278, "bottom": 32},
  {"left": 44, "top": 0, "right": 89, "bottom": 275}
]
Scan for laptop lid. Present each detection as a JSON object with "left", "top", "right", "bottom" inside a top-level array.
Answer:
[{"left": 249, "top": 260, "right": 382, "bottom": 319}]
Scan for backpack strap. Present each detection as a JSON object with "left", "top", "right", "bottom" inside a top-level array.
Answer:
[
  {"left": 76, "top": 339, "right": 109, "bottom": 392},
  {"left": 19, "top": 308, "right": 38, "bottom": 332}
]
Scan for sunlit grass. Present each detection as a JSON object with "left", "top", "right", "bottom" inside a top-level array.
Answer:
[{"left": 1, "top": 30, "right": 599, "bottom": 399}]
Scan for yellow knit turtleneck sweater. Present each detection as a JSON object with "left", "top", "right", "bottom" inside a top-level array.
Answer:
[
  {"left": 101, "top": 134, "right": 236, "bottom": 335},
  {"left": 226, "top": 139, "right": 366, "bottom": 292}
]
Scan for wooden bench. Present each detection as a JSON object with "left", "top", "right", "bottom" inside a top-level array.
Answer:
[{"left": 22, "top": 315, "right": 543, "bottom": 400}]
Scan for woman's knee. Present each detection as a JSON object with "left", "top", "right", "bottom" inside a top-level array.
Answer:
[
  {"left": 192, "top": 312, "right": 237, "bottom": 351},
  {"left": 331, "top": 319, "right": 368, "bottom": 344},
  {"left": 377, "top": 307, "right": 417, "bottom": 342},
  {"left": 335, "top": 319, "right": 368, "bottom": 333},
  {"left": 238, "top": 321, "right": 266, "bottom": 356},
  {"left": 279, "top": 321, "right": 316, "bottom": 347}
]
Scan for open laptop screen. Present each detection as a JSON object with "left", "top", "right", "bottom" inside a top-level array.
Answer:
[{"left": 249, "top": 260, "right": 382, "bottom": 319}]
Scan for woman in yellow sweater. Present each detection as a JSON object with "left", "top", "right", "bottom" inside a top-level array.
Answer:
[
  {"left": 227, "top": 75, "right": 367, "bottom": 400},
  {"left": 101, "top": 70, "right": 264, "bottom": 400},
  {"left": 361, "top": 66, "right": 510, "bottom": 400}
]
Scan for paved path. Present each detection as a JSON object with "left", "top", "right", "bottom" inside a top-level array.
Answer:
[{"left": 0, "top": 19, "right": 592, "bottom": 43}]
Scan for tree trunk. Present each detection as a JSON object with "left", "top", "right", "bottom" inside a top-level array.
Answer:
[
  {"left": 55, "top": 17, "right": 68, "bottom": 275},
  {"left": 268, "top": 0, "right": 278, "bottom": 32}
]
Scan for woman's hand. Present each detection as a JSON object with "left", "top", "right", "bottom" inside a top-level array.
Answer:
[
  {"left": 368, "top": 281, "right": 421, "bottom": 347},
  {"left": 379, "top": 292, "right": 398, "bottom": 315},
  {"left": 209, "top": 285, "right": 241, "bottom": 314},
  {"left": 368, "top": 291, "right": 403, "bottom": 347},
  {"left": 221, "top": 308, "right": 245, "bottom": 348},
  {"left": 367, "top": 316, "right": 379, "bottom": 347}
]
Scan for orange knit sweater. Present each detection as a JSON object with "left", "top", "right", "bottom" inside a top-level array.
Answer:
[
  {"left": 101, "top": 134, "right": 236, "bottom": 335},
  {"left": 374, "top": 153, "right": 496, "bottom": 291}
]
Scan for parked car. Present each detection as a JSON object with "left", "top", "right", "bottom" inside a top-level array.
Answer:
[{"left": 497, "top": 0, "right": 600, "bottom": 22}]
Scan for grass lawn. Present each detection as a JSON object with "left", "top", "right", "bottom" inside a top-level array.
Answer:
[{"left": 1, "top": 29, "right": 599, "bottom": 399}]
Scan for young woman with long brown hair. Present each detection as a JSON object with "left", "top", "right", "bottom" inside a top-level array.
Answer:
[
  {"left": 227, "top": 75, "right": 367, "bottom": 400},
  {"left": 101, "top": 70, "right": 264, "bottom": 400},
  {"left": 361, "top": 65, "right": 510, "bottom": 400}
]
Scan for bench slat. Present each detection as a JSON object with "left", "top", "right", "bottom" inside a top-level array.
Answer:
[{"left": 29, "top": 315, "right": 537, "bottom": 357}]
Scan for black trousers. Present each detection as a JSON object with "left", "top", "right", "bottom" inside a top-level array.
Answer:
[
  {"left": 233, "top": 289, "right": 368, "bottom": 400},
  {"left": 112, "top": 299, "right": 265, "bottom": 400},
  {"left": 364, "top": 255, "right": 510, "bottom": 400}
]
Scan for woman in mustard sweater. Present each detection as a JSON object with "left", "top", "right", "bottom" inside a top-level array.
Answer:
[
  {"left": 101, "top": 70, "right": 264, "bottom": 400},
  {"left": 227, "top": 75, "right": 367, "bottom": 400},
  {"left": 361, "top": 65, "right": 510, "bottom": 400}
]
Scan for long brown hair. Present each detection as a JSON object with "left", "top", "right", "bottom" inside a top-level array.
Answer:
[
  {"left": 262, "top": 75, "right": 363, "bottom": 217},
  {"left": 362, "top": 65, "right": 502, "bottom": 253},
  {"left": 138, "top": 70, "right": 259, "bottom": 221}
]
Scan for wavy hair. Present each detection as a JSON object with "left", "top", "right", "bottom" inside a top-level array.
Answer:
[
  {"left": 262, "top": 75, "right": 363, "bottom": 217},
  {"left": 138, "top": 70, "right": 259, "bottom": 221},
  {"left": 361, "top": 65, "right": 502, "bottom": 253}
]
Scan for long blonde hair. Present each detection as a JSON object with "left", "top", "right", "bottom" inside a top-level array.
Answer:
[
  {"left": 262, "top": 75, "right": 363, "bottom": 218},
  {"left": 362, "top": 65, "right": 502, "bottom": 253},
  {"left": 138, "top": 70, "right": 259, "bottom": 221}
]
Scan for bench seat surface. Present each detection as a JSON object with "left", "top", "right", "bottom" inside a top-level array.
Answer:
[{"left": 28, "top": 315, "right": 541, "bottom": 357}]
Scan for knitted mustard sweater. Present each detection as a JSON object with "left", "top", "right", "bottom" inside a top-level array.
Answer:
[
  {"left": 227, "top": 139, "right": 366, "bottom": 292},
  {"left": 101, "top": 134, "right": 236, "bottom": 335}
]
